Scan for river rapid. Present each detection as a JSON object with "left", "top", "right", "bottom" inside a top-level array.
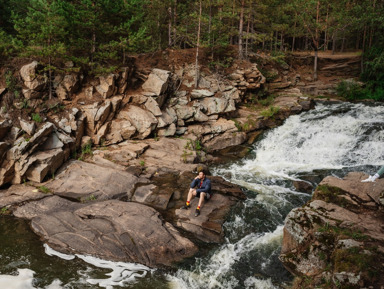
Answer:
[{"left": 1, "top": 101, "right": 383, "bottom": 289}]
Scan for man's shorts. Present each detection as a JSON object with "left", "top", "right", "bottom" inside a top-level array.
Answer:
[{"left": 196, "top": 191, "right": 211, "bottom": 200}]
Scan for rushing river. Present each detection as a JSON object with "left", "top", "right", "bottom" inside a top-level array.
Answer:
[{"left": 1, "top": 102, "right": 384, "bottom": 289}]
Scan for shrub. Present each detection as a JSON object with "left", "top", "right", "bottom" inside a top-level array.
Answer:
[{"left": 336, "top": 79, "right": 365, "bottom": 101}]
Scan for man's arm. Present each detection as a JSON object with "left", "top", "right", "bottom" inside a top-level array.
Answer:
[{"left": 190, "top": 178, "right": 199, "bottom": 188}]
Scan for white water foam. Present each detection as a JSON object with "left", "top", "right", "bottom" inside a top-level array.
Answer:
[
  {"left": 47, "top": 244, "right": 151, "bottom": 288},
  {"left": 219, "top": 103, "right": 384, "bottom": 179},
  {"left": 0, "top": 269, "right": 35, "bottom": 289},
  {"left": 77, "top": 255, "right": 150, "bottom": 288},
  {"left": 167, "top": 226, "right": 284, "bottom": 289},
  {"left": 0, "top": 245, "right": 152, "bottom": 289},
  {"left": 244, "top": 276, "right": 278, "bottom": 289}
]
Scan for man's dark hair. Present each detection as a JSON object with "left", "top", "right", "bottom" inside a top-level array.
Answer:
[{"left": 199, "top": 169, "right": 206, "bottom": 175}]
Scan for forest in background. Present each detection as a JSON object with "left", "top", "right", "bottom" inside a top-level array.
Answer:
[{"left": 0, "top": 0, "right": 383, "bottom": 99}]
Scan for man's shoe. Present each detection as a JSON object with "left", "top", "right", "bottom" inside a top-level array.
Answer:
[
  {"left": 195, "top": 209, "right": 200, "bottom": 217},
  {"left": 181, "top": 204, "right": 190, "bottom": 210}
]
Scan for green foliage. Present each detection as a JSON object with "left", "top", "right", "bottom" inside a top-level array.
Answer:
[
  {"left": 336, "top": 78, "right": 384, "bottom": 102},
  {"left": 317, "top": 223, "right": 368, "bottom": 241},
  {"left": 32, "top": 113, "right": 43, "bottom": 123},
  {"left": 184, "top": 139, "right": 202, "bottom": 152},
  {"left": 0, "top": 29, "right": 21, "bottom": 57},
  {"left": 139, "top": 160, "right": 145, "bottom": 167},
  {"left": 270, "top": 51, "right": 288, "bottom": 67},
  {"left": 336, "top": 80, "right": 365, "bottom": 101},
  {"left": 38, "top": 185, "right": 51, "bottom": 194},
  {"left": 334, "top": 247, "right": 375, "bottom": 274},
  {"left": 360, "top": 46, "right": 384, "bottom": 101},
  {"left": 5, "top": 70, "right": 21, "bottom": 97},
  {"left": 258, "top": 95, "right": 275, "bottom": 107},
  {"left": 260, "top": 106, "right": 280, "bottom": 118},
  {"left": 81, "top": 194, "right": 97, "bottom": 202},
  {"left": 0, "top": 0, "right": 382, "bottom": 74},
  {"left": 0, "top": 207, "right": 9, "bottom": 215},
  {"left": 22, "top": 99, "right": 29, "bottom": 109},
  {"left": 78, "top": 142, "right": 93, "bottom": 161}
]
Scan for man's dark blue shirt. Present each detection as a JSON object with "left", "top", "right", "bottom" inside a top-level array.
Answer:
[{"left": 190, "top": 177, "right": 211, "bottom": 194}]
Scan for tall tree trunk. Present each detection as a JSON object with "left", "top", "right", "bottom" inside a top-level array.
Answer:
[
  {"left": 195, "top": 0, "right": 202, "bottom": 88},
  {"left": 292, "top": 19, "right": 296, "bottom": 52},
  {"left": 355, "top": 32, "right": 360, "bottom": 50},
  {"left": 168, "top": 6, "right": 172, "bottom": 47},
  {"left": 91, "top": 30, "right": 96, "bottom": 62},
  {"left": 173, "top": 0, "right": 177, "bottom": 46},
  {"left": 332, "top": 32, "right": 336, "bottom": 55},
  {"left": 48, "top": 36, "right": 52, "bottom": 100},
  {"left": 324, "top": 5, "right": 329, "bottom": 51},
  {"left": 314, "top": 47, "right": 318, "bottom": 81},
  {"left": 369, "top": 0, "right": 376, "bottom": 48},
  {"left": 313, "top": 0, "right": 320, "bottom": 81},
  {"left": 245, "top": 11, "right": 251, "bottom": 58},
  {"left": 208, "top": 0, "right": 212, "bottom": 46},
  {"left": 275, "top": 31, "right": 278, "bottom": 51},
  {"left": 238, "top": 0, "right": 245, "bottom": 59},
  {"left": 91, "top": 1, "right": 96, "bottom": 62},
  {"left": 230, "top": 1, "right": 235, "bottom": 45},
  {"left": 361, "top": 26, "right": 367, "bottom": 73},
  {"left": 280, "top": 32, "right": 283, "bottom": 51},
  {"left": 341, "top": 30, "right": 346, "bottom": 52}
]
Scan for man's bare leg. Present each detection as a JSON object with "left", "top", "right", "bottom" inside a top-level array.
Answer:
[
  {"left": 195, "top": 192, "right": 205, "bottom": 216},
  {"left": 181, "top": 189, "right": 196, "bottom": 209}
]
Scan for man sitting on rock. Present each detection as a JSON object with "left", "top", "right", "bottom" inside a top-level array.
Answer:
[
  {"left": 181, "top": 170, "right": 212, "bottom": 217},
  {"left": 361, "top": 165, "right": 384, "bottom": 182}
]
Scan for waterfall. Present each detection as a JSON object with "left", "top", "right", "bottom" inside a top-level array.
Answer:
[{"left": 168, "top": 102, "right": 384, "bottom": 288}]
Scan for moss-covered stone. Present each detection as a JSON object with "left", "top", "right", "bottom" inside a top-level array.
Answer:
[{"left": 313, "top": 185, "right": 348, "bottom": 206}]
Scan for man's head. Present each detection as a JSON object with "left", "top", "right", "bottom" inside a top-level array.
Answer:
[{"left": 198, "top": 170, "right": 205, "bottom": 179}]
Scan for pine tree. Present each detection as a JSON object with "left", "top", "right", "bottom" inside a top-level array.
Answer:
[{"left": 13, "top": 0, "right": 68, "bottom": 98}]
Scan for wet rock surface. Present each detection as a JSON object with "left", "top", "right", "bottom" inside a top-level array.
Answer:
[
  {"left": 1, "top": 156, "right": 245, "bottom": 267},
  {"left": 280, "top": 172, "right": 384, "bottom": 288},
  {"left": 14, "top": 196, "right": 198, "bottom": 267}
]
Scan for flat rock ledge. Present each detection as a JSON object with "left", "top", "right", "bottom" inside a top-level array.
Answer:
[
  {"left": 14, "top": 196, "right": 198, "bottom": 267},
  {"left": 280, "top": 172, "right": 384, "bottom": 289},
  {"left": 2, "top": 159, "right": 245, "bottom": 268}
]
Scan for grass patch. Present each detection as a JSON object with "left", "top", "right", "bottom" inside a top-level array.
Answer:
[
  {"left": 78, "top": 142, "right": 93, "bottom": 161},
  {"left": 317, "top": 223, "right": 369, "bottom": 241},
  {"left": 260, "top": 106, "right": 280, "bottom": 118},
  {"left": 38, "top": 185, "right": 52, "bottom": 194},
  {"left": 334, "top": 247, "right": 375, "bottom": 274}
]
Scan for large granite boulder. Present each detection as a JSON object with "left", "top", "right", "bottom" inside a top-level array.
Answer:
[
  {"left": 118, "top": 106, "right": 158, "bottom": 140},
  {"left": 280, "top": 172, "right": 384, "bottom": 288},
  {"left": 142, "top": 69, "right": 171, "bottom": 96},
  {"left": 96, "top": 74, "right": 116, "bottom": 98},
  {"left": 45, "top": 160, "right": 139, "bottom": 202},
  {"left": 14, "top": 196, "right": 198, "bottom": 267},
  {"left": 20, "top": 61, "right": 46, "bottom": 92}
]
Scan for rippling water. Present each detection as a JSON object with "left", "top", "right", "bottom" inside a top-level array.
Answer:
[{"left": 1, "top": 102, "right": 384, "bottom": 288}]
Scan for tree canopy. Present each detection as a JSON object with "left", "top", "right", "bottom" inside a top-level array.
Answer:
[{"left": 0, "top": 0, "right": 383, "bottom": 91}]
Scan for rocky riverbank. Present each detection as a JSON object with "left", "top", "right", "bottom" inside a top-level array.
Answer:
[
  {"left": 280, "top": 172, "right": 384, "bottom": 288},
  {"left": 0, "top": 50, "right": 318, "bottom": 268}
]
